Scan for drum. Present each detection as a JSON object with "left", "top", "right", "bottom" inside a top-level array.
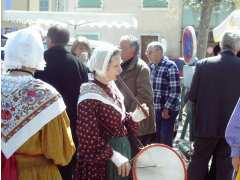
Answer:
[{"left": 132, "top": 144, "right": 187, "bottom": 180}]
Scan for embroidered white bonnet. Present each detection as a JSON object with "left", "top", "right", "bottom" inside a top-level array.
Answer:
[
  {"left": 87, "top": 45, "right": 119, "bottom": 76},
  {"left": 3, "top": 27, "right": 46, "bottom": 71}
]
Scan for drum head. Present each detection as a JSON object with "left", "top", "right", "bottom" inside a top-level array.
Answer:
[{"left": 132, "top": 144, "right": 187, "bottom": 180}]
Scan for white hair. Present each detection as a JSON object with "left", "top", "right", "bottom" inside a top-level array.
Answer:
[
  {"left": 120, "top": 35, "right": 139, "bottom": 54},
  {"left": 146, "top": 39, "right": 167, "bottom": 55},
  {"left": 220, "top": 32, "right": 240, "bottom": 52}
]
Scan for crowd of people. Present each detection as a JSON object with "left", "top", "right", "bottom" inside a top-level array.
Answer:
[{"left": 1, "top": 24, "right": 240, "bottom": 180}]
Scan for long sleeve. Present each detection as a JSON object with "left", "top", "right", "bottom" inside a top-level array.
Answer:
[
  {"left": 41, "top": 111, "right": 76, "bottom": 166},
  {"left": 130, "top": 66, "right": 153, "bottom": 111},
  {"left": 164, "top": 64, "right": 181, "bottom": 111},
  {"left": 225, "top": 98, "right": 240, "bottom": 157},
  {"left": 130, "top": 64, "right": 156, "bottom": 136},
  {"left": 189, "top": 63, "right": 201, "bottom": 103},
  {"left": 76, "top": 100, "right": 113, "bottom": 163},
  {"left": 123, "top": 113, "right": 139, "bottom": 135}
]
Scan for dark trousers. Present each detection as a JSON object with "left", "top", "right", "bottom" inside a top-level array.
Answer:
[
  {"left": 138, "top": 133, "right": 156, "bottom": 146},
  {"left": 205, "top": 156, "right": 216, "bottom": 180},
  {"left": 188, "top": 137, "right": 233, "bottom": 180},
  {"left": 59, "top": 152, "right": 76, "bottom": 180},
  {"left": 155, "top": 109, "right": 178, "bottom": 147}
]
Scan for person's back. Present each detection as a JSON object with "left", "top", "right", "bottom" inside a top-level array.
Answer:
[
  {"left": 2, "top": 76, "right": 75, "bottom": 180},
  {"left": 190, "top": 51, "right": 240, "bottom": 137},
  {"left": 35, "top": 25, "right": 88, "bottom": 134},
  {"left": 188, "top": 32, "right": 240, "bottom": 180},
  {"left": 35, "top": 25, "right": 88, "bottom": 180},
  {"left": 37, "top": 47, "right": 87, "bottom": 126},
  {"left": 1, "top": 27, "right": 75, "bottom": 180}
]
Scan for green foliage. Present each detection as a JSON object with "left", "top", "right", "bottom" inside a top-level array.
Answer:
[{"left": 184, "top": 0, "right": 234, "bottom": 10}]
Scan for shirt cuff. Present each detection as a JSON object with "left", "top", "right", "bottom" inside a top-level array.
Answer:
[
  {"left": 111, "top": 150, "right": 128, "bottom": 167},
  {"left": 231, "top": 147, "right": 240, "bottom": 157},
  {"left": 131, "top": 109, "right": 146, "bottom": 122}
]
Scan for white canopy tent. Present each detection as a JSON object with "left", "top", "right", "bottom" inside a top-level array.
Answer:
[
  {"left": 2, "top": 29, "right": 113, "bottom": 51},
  {"left": 3, "top": 10, "right": 138, "bottom": 45},
  {"left": 213, "top": 10, "right": 240, "bottom": 42},
  {"left": 3, "top": 10, "right": 137, "bottom": 30}
]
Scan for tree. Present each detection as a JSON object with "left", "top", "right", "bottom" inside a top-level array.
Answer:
[
  {"left": 184, "top": 0, "right": 235, "bottom": 59},
  {"left": 197, "top": 0, "right": 215, "bottom": 59}
]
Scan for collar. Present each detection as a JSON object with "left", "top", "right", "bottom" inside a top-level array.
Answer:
[
  {"left": 121, "top": 55, "right": 138, "bottom": 74},
  {"left": 220, "top": 50, "right": 236, "bottom": 56},
  {"left": 153, "top": 56, "right": 168, "bottom": 67},
  {"left": 45, "top": 46, "right": 67, "bottom": 54}
]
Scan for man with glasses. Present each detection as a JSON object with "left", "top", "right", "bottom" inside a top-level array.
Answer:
[
  {"left": 145, "top": 41, "right": 180, "bottom": 147},
  {"left": 116, "top": 35, "right": 155, "bottom": 149}
]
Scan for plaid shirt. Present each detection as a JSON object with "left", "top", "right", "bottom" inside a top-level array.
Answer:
[{"left": 150, "top": 57, "right": 180, "bottom": 112}]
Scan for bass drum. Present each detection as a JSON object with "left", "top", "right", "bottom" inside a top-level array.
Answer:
[{"left": 132, "top": 144, "right": 187, "bottom": 180}]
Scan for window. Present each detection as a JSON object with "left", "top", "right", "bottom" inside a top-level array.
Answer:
[
  {"left": 78, "top": 0, "right": 102, "bottom": 8},
  {"left": 143, "top": 0, "right": 168, "bottom": 8},
  {"left": 4, "top": 0, "right": 12, "bottom": 10},
  {"left": 76, "top": 33, "right": 99, "bottom": 40},
  {"left": 39, "top": 0, "right": 49, "bottom": 11}
]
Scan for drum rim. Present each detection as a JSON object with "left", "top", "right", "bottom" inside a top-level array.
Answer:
[{"left": 132, "top": 143, "right": 188, "bottom": 180}]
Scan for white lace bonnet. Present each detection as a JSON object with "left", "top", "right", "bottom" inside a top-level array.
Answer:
[
  {"left": 3, "top": 27, "right": 46, "bottom": 71},
  {"left": 87, "top": 45, "right": 119, "bottom": 76}
]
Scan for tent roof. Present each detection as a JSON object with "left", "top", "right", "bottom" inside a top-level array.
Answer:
[
  {"left": 213, "top": 10, "right": 240, "bottom": 42},
  {"left": 3, "top": 10, "right": 138, "bottom": 30}
]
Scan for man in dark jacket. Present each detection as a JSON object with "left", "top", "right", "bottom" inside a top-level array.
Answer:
[
  {"left": 188, "top": 32, "right": 240, "bottom": 180},
  {"left": 35, "top": 25, "right": 88, "bottom": 180}
]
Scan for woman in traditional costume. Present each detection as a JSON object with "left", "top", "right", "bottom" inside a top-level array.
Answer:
[
  {"left": 1, "top": 27, "right": 76, "bottom": 180},
  {"left": 225, "top": 98, "right": 240, "bottom": 180},
  {"left": 74, "top": 46, "right": 148, "bottom": 180}
]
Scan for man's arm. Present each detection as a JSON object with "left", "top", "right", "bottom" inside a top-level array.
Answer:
[
  {"left": 130, "top": 65, "right": 153, "bottom": 111},
  {"left": 164, "top": 64, "right": 181, "bottom": 112},
  {"left": 188, "top": 63, "right": 201, "bottom": 103}
]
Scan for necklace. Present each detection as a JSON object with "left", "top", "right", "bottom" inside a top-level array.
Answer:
[{"left": 8, "top": 69, "right": 34, "bottom": 76}]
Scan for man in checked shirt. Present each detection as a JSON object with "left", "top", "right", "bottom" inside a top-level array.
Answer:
[{"left": 146, "top": 41, "right": 181, "bottom": 147}]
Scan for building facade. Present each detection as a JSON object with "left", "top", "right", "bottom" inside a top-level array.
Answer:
[
  {"left": 2, "top": 0, "right": 238, "bottom": 58},
  {"left": 2, "top": 0, "right": 183, "bottom": 58}
]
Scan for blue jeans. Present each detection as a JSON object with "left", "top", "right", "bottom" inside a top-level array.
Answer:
[{"left": 155, "top": 109, "right": 178, "bottom": 147}]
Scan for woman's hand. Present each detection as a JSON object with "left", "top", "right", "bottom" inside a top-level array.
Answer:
[
  {"left": 132, "top": 103, "right": 149, "bottom": 122},
  {"left": 111, "top": 150, "right": 130, "bottom": 177},
  {"left": 117, "top": 161, "right": 131, "bottom": 177}
]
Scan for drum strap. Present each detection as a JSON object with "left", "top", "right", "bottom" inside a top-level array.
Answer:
[{"left": 128, "top": 133, "right": 144, "bottom": 160}]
